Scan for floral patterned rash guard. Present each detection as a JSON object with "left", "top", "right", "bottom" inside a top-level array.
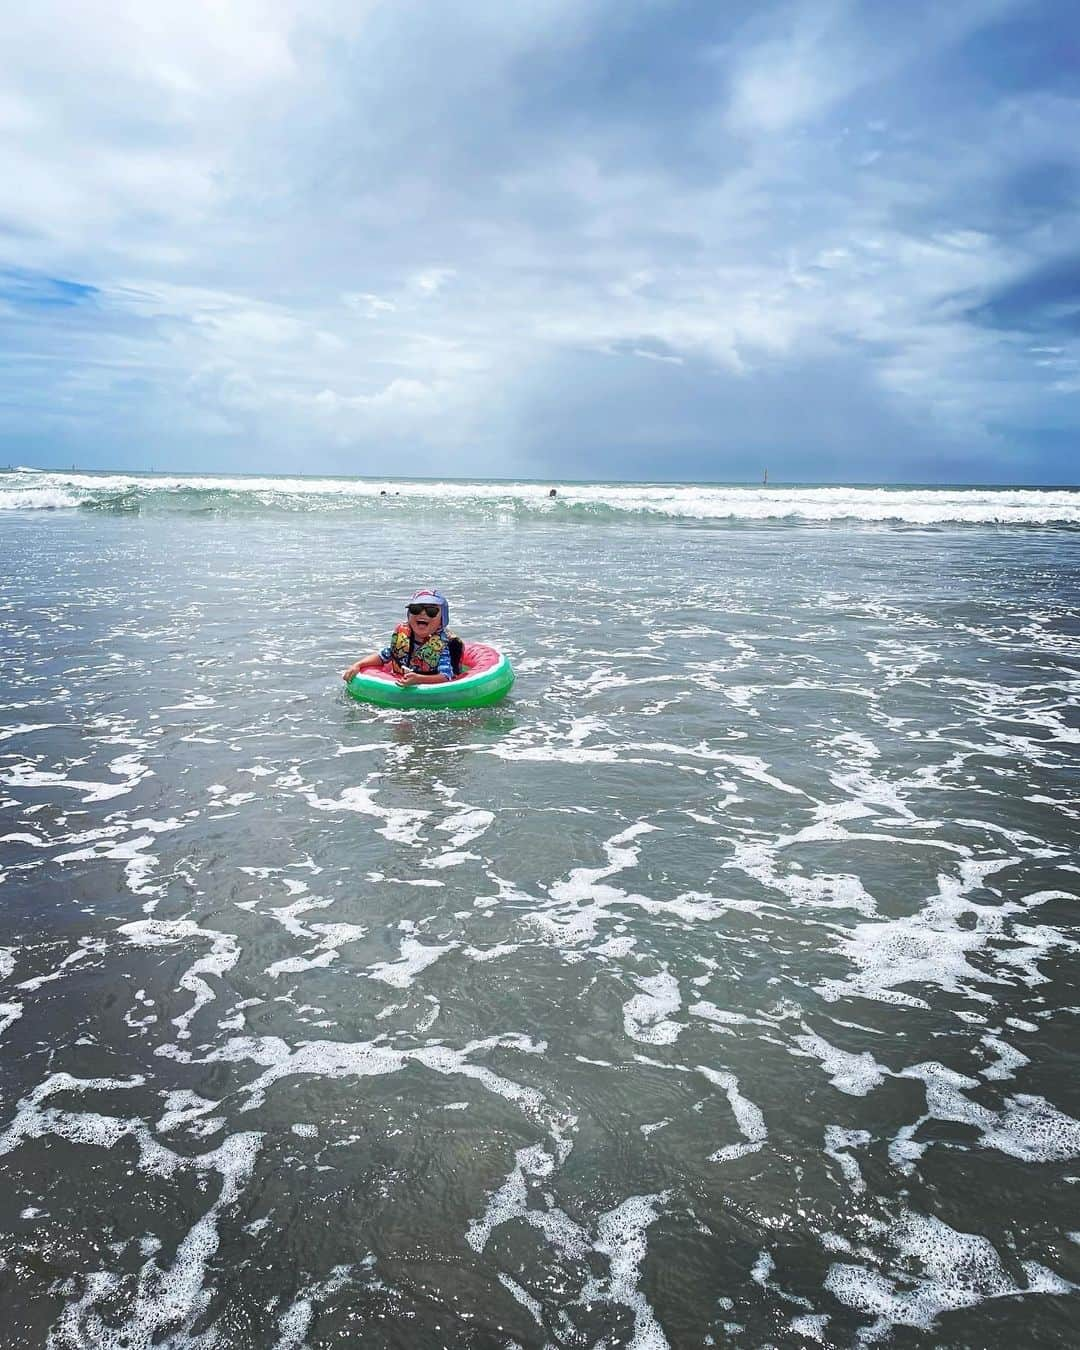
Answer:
[{"left": 380, "top": 624, "right": 455, "bottom": 679}]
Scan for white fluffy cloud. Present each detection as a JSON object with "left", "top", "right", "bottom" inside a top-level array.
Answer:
[{"left": 1, "top": 0, "right": 1077, "bottom": 479}]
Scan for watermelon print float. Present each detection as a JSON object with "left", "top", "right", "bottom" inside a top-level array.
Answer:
[{"left": 347, "top": 642, "right": 514, "bottom": 709}]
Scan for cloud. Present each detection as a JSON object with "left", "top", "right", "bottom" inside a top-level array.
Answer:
[
  {"left": 409, "top": 268, "right": 457, "bottom": 295},
  {"left": 0, "top": 0, "right": 1077, "bottom": 480},
  {"left": 507, "top": 341, "right": 992, "bottom": 484},
  {"left": 0, "top": 269, "right": 98, "bottom": 309},
  {"left": 968, "top": 254, "right": 1080, "bottom": 334}
]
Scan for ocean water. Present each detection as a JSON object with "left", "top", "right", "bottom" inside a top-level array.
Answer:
[{"left": 1, "top": 469, "right": 1079, "bottom": 1348}]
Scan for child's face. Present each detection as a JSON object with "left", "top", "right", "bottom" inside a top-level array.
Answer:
[{"left": 407, "top": 603, "right": 442, "bottom": 641}]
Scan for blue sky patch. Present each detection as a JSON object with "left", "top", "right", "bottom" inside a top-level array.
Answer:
[{"left": 0, "top": 269, "right": 98, "bottom": 310}]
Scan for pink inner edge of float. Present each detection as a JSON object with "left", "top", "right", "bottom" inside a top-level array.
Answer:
[{"left": 366, "top": 642, "right": 501, "bottom": 683}]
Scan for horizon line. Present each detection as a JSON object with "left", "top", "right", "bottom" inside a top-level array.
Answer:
[{"left": 3, "top": 465, "right": 1079, "bottom": 491}]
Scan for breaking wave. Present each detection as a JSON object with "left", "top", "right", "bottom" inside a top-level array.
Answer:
[{"left": 1, "top": 469, "right": 1078, "bottom": 526}]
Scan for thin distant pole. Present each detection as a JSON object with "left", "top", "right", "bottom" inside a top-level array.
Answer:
[{"left": 763, "top": 467, "right": 768, "bottom": 485}]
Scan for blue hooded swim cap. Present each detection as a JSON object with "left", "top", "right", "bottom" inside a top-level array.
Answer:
[{"left": 408, "top": 588, "right": 450, "bottom": 629}]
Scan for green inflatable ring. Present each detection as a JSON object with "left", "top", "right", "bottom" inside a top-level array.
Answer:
[{"left": 347, "top": 643, "right": 514, "bottom": 710}]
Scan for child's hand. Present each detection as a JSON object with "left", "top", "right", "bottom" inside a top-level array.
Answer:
[
  {"left": 395, "top": 670, "right": 421, "bottom": 687},
  {"left": 343, "top": 662, "right": 362, "bottom": 681}
]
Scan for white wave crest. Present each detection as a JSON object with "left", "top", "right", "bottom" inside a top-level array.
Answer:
[
  {"left": 0, "top": 469, "right": 1077, "bottom": 524},
  {"left": 0, "top": 487, "right": 86, "bottom": 510}
]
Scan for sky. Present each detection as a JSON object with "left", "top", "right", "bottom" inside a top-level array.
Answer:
[{"left": 0, "top": 0, "right": 1078, "bottom": 483}]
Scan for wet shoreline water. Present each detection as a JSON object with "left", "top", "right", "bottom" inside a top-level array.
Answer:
[{"left": 1, "top": 500, "right": 1079, "bottom": 1347}]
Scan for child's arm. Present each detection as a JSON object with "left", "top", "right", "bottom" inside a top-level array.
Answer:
[
  {"left": 395, "top": 640, "right": 454, "bottom": 686},
  {"left": 342, "top": 652, "right": 383, "bottom": 681},
  {"left": 395, "top": 669, "right": 450, "bottom": 686}
]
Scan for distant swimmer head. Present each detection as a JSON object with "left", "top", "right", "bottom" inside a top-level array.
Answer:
[
  {"left": 548, "top": 487, "right": 557, "bottom": 497},
  {"left": 406, "top": 587, "right": 449, "bottom": 633}
]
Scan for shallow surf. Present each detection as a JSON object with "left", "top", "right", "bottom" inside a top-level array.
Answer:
[{"left": 1, "top": 491, "right": 1078, "bottom": 1346}]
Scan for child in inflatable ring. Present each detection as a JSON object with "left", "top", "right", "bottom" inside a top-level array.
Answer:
[{"left": 343, "top": 589, "right": 462, "bottom": 688}]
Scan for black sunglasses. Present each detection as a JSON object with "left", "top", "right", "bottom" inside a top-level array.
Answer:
[{"left": 407, "top": 604, "right": 441, "bottom": 618}]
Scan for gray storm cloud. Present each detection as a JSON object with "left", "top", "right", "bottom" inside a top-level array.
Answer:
[{"left": 0, "top": 0, "right": 1077, "bottom": 481}]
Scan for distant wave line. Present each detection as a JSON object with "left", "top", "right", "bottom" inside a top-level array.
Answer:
[{"left": 1, "top": 470, "right": 1078, "bottom": 526}]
